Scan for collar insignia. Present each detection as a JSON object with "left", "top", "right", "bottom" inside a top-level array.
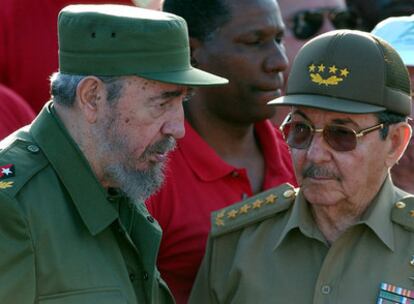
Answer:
[{"left": 308, "top": 63, "right": 350, "bottom": 86}]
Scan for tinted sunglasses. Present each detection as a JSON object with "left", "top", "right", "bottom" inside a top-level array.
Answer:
[
  {"left": 281, "top": 119, "right": 384, "bottom": 152},
  {"left": 292, "top": 9, "right": 360, "bottom": 40}
]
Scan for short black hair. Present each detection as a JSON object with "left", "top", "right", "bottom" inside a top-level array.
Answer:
[
  {"left": 376, "top": 110, "right": 407, "bottom": 140},
  {"left": 163, "top": 0, "right": 231, "bottom": 41}
]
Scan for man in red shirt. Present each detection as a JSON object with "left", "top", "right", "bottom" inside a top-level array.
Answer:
[
  {"left": 0, "top": 85, "right": 35, "bottom": 139},
  {"left": 146, "top": 0, "right": 297, "bottom": 302},
  {"left": 0, "top": 0, "right": 134, "bottom": 113}
]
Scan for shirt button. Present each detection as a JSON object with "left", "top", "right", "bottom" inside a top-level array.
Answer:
[
  {"left": 143, "top": 271, "right": 149, "bottom": 281},
  {"left": 27, "top": 144, "right": 40, "bottom": 153},
  {"left": 321, "top": 285, "right": 331, "bottom": 295},
  {"left": 129, "top": 273, "right": 136, "bottom": 282},
  {"left": 147, "top": 215, "right": 155, "bottom": 223},
  {"left": 231, "top": 171, "right": 240, "bottom": 178}
]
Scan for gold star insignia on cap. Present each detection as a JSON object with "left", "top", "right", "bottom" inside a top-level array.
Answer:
[
  {"left": 227, "top": 209, "right": 238, "bottom": 219},
  {"left": 0, "top": 181, "right": 14, "bottom": 189},
  {"left": 340, "top": 68, "right": 349, "bottom": 77},
  {"left": 265, "top": 194, "right": 277, "bottom": 204},
  {"left": 410, "top": 210, "right": 414, "bottom": 217},
  {"left": 252, "top": 199, "right": 263, "bottom": 209},
  {"left": 308, "top": 64, "right": 316, "bottom": 72},
  {"left": 239, "top": 204, "right": 251, "bottom": 214},
  {"left": 309, "top": 62, "right": 350, "bottom": 86},
  {"left": 318, "top": 64, "right": 325, "bottom": 72}
]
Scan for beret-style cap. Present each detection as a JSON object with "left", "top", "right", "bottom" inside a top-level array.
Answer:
[{"left": 58, "top": 4, "right": 228, "bottom": 86}]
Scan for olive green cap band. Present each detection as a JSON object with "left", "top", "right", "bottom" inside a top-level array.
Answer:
[
  {"left": 269, "top": 30, "right": 411, "bottom": 115},
  {"left": 58, "top": 5, "right": 228, "bottom": 86}
]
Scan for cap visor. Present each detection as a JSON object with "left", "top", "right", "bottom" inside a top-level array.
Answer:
[
  {"left": 138, "top": 67, "right": 228, "bottom": 86},
  {"left": 268, "top": 94, "right": 386, "bottom": 114}
]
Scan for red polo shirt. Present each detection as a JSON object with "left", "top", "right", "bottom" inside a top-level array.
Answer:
[
  {"left": 0, "top": 85, "right": 35, "bottom": 139},
  {"left": 146, "top": 119, "right": 297, "bottom": 304}
]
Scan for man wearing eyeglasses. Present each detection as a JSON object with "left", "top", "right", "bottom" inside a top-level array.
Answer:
[{"left": 189, "top": 30, "right": 413, "bottom": 303}]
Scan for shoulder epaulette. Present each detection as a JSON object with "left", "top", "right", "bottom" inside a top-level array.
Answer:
[
  {"left": 391, "top": 196, "right": 414, "bottom": 231},
  {"left": 0, "top": 138, "right": 48, "bottom": 198},
  {"left": 211, "top": 183, "right": 297, "bottom": 237}
]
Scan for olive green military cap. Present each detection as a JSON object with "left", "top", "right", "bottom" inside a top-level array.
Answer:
[
  {"left": 58, "top": 4, "right": 228, "bottom": 86},
  {"left": 269, "top": 30, "right": 411, "bottom": 115}
]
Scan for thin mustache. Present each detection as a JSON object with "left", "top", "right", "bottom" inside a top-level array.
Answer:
[{"left": 302, "top": 164, "right": 340, "bottom": 180}]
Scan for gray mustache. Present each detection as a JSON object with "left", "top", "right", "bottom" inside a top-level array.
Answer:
[
  {"left": 302, "top": 164, "right": 340, "bottom": 180},
  {"left": 141, "top": 136, "right": 176, "bottom": 160}
]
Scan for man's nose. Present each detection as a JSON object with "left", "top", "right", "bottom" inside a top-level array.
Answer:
[
  {"left": 263, "top": 41, "right": 289, "bottom": 74},
  {"left": 162, "top": 103, "right": 185, "bottom": 139}
]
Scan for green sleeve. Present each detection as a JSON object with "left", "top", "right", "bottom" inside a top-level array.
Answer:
[
  {"left": 188, "top": 237, "right": 217, "bottom": 304},
  {"left": 0, "top": 192, "right": 36, "bottom": 303}
]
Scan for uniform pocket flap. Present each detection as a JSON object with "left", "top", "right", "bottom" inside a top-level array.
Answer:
[{"left": 38, "top": 287, "right": 126, "bottom": 304}]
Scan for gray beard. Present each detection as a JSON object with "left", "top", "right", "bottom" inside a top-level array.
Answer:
[
  {"left": 104, "top": 160, "right": 165, "bottom": 203},
  {"left": 92, "top": 110, "right": 175, "bottom": 203}
]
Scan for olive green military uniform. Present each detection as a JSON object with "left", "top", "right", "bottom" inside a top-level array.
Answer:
[
  {"left": 0, "top": 103, "right": 174, "bottom": 304},
  {"left": 189, "top": 180, "right": 414, "bottom": 303}
]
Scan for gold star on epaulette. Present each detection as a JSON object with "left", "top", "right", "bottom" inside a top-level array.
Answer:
[
  {"left": 340, "top": 68, "right": 349, "bottom": 77},
  {"left": 410, "top": 210, "right": 414, "bottom": 217},
  {"left": 252, "top": 199, "right": 263, "bottom": 209},
  {"left": 318, "top": 64, "right": 325, "bottom": 72},
  {"left": 227, "top": 209, "right": 238, "bottom": 219},
  {"left": 329, "top": 65, "right": 337, "bottom": 74},
  {"left": 0, "top": 181, "right": 14, "bottom": 189},
  {"left": 239, "top": 204, "right": 251, "bottom": 214},
  {"left": 215, "top": 210, "right": 225, "bottom": 226},
  {"left": 308, "top": 64, "right": 316, "bottom": 72},
  {"left": 265, "top": 194, "right": 277, "bottom": 204}
]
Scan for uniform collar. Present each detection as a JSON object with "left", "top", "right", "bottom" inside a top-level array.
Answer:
[
  {"left": 274, "top": 190, "right": 327, "bottom": 250},
  {"left": 358, "top": 176, "right": 399, "bottom": 251},
  {"left": 274, "top": 176, "right": 399, "bottom": 251},
  {"left": 179, "top": 119, "right": 278, "bottom": 181},
  {"left": 30, "top": 102, "right": 118, "bottom": 236}
]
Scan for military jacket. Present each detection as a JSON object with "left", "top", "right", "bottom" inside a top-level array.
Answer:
[
  {"left": 189, "top": 179, "right": 414, "bottom": 303},
  {"left": 0, "top": 103, "right": 174, "bottom": 304}
]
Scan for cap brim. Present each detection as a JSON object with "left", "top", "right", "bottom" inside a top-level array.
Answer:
[
  {"left": 268, "top": 94, "right": 386, "bottom": 114},
  {"left": 138, "top": 67, "right": 228, "bottom": 86}
]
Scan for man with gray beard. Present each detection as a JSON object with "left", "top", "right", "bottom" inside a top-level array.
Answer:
[{"left": 0, "top": 4, "right": 227, "bottom": 304}]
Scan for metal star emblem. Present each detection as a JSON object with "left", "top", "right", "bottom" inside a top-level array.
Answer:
[
  {"left": 227, "top": 209, "right": 238, "bottom": 219},
  {"left": 239, "top": 204, "right": 251, "bottom": 214},
  {"left": 252, "top": 199, "right": 263, "bottom": 209},
  {"left": 265, "top": 194, "right": 277, "bottom": 204}
]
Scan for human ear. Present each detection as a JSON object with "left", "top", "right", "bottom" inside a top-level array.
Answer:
[
  {"left": 76, "top": 76, "right": 105, "bottom": 124},
  {"left": 189, "top": 37, "right": 203, "bottom": 67},
  {"left": 385, "top": 122, "right": 412, "bottom": 167}
]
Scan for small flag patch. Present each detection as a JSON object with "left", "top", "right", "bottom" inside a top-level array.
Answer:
[{"left": 0, "top": 164, "right": 15, "bottom": 180}]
